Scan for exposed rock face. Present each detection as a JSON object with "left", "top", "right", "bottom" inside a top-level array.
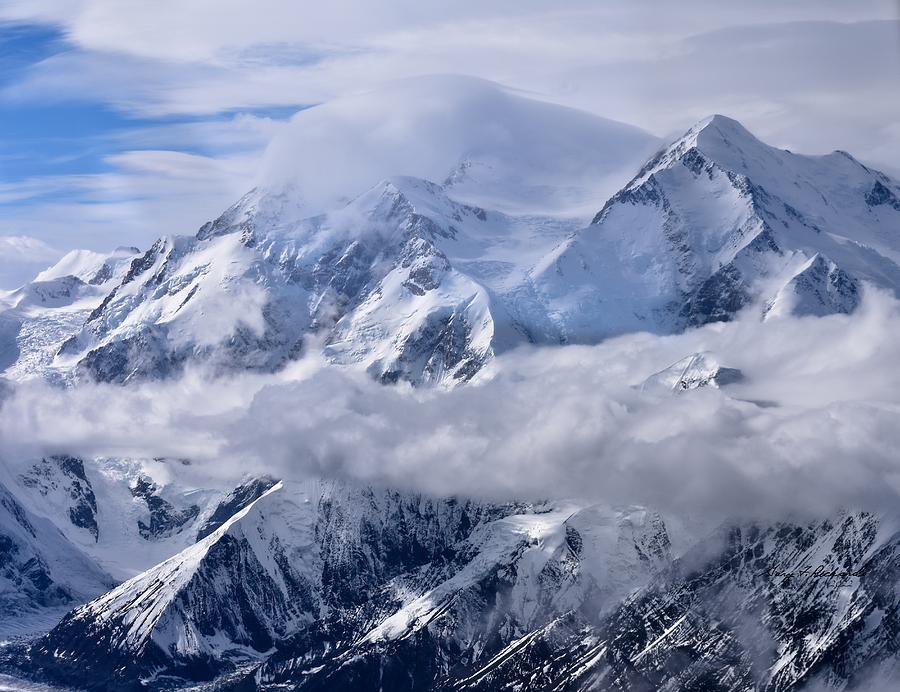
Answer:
[
  {"left": 20, "top": 456, "right": 99, "bottom": 541},
  {"left": 130, "top": 476, "right": 200, "bottom": 540},
  {"left": 765, "top": 254, "right": 860, "bottom": 319},
  {"left": 196, "top": 475, "right": 278, "bottom": 540},
  {"left": 26, "top": 482, "right": 674, "bottom": 691},
  {"left": 443, "top": 513, "right": 898, "bottom": 692}
]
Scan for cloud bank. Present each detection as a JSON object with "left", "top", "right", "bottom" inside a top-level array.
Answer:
[{"left": 3, "top": 289, "right": 900, "bottom": 521}]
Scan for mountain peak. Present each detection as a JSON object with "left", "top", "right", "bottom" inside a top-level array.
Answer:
[
  {"left": 623, "top": 114, "right": 764, "bottom": 191},
  {"left": 696, "top": 113, "right": 752, "bottom": 134},
  {"left": 681, "top": 113, "right": 761, "bottom": 156}
]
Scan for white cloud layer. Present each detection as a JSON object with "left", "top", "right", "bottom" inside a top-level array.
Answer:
[
  {"left": 258, "top": 75, "right": 656, "bottom": 216},
  {"left": 3, "top": 289, "right": 900, "bottom": 521}
]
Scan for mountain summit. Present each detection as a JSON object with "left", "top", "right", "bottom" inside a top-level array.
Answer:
[{"left": 534, "top": 112, "right": 900, "bottom": 337}]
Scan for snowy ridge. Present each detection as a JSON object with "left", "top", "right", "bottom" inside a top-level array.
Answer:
[
  {"left": 0, "top": 247, "right": 139, "bottom": 383},
  {"left": 54, "top": 480, "right": 283, "bottom": 658},
  {"left": 534, "top": 115, "right": 900, "bottom": 339}
]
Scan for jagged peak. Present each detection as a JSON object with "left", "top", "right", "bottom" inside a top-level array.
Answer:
[
  {"left": 690, "top": 114, "right": 758, "bottom": 144},
  {"left": 639, "top": 351, "right": 744, "bottom": 394},
  {"left": 665, "top": 114, "right": 763, "bottom": 168},
  {"left": 360, "top": 175, "right": 445, "bottom": 204},
  {"left": 633, "top": 115, "right": 767, "bottom": 182}
]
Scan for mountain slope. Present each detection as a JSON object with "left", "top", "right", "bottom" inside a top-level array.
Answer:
[
  {"left": 11, "top": 455, "right": 222, "bottom": 582},
  {"left": 531, "top": 115, "right": 900, "bottom": 337},
  {"left": 0, "top": 247, "right": 139, "bottom": 384},
  {"left": 0, "top": 478, "right": 113, "bottom": 638},
  {"left": 28, "top": 480, "right": 674, "bottom": 691},
  {"left": 446, "top": 512, "right": 900, "bottom": 692}
]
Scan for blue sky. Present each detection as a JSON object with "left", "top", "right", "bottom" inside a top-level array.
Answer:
[
  {"left": 0, "top": 23, "right": 297, "bottom": 180},
  {"left": 0, "top": 20, "right": 308, "bottom": 287},
  {"left": 0, "top": 24, "right": 125, "bottom": 180},
  {"left": 0, "top": 1, "right": 898, "bottom": 288}
]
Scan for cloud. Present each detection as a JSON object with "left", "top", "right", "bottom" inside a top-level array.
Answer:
[
  {"left": 257, "top": 75, "right": 656, "bottom": 216},
  {"left": 0, "top": 235, "right": 61, "bottom": 289},
  {"left": 4, "top": 4, "right": 899, "bottom": 162},
  {"left": 0, "top": 147, "right": 261, "bottom": 270},
  {"left": 1, "top": 1, "right": 890, "bottom": 65},
  {"left": 3, "top": 288, "right": 900, "bottom": 522}
]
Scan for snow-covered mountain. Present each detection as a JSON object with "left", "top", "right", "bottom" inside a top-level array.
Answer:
[
  {"left": 0, "top": 247, "right": 139, "bottom": 384},
  {"left": 4, "top": 80, "right": 900, "bottom": 691},
  {"left": 533, "top": 115, "right": 900, "bottom": 338},
  {"left": 39, "top": 75, "right": 659, "bottom": 387},
  {"left": 11, "top": 467, "right": 900, "bottom": 692},
  {"left": 4, "top": 100, "right": 900, "bottom": 388},
  {"left": 24, "top": 479, "right": 673, "bottom": 691}
]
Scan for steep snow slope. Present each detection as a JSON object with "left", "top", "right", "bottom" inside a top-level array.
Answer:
[
  {"left": 532, "top": 115, "right": 900, "bottom": 338},
  {"left": 0, "top": 247, "right": 139, "bottom": 383},
  {"left": 29, "top": 480, "right": 673, "bottom": 690},
  {"left": 0, "top": 476, "right": 113, "bottom": 638}
]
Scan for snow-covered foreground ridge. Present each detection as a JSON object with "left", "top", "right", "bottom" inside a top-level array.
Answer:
[{"left": 7, "top": 458, "right": 900, "bottom": 692}]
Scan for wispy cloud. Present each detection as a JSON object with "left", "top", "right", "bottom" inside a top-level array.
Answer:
[{"left": 0, "top": 148, "right": 260, "bottom": 255}]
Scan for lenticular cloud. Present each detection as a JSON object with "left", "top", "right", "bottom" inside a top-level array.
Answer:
[{"left": 258, "top": 75, "right": 657, "bottom": 216}]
